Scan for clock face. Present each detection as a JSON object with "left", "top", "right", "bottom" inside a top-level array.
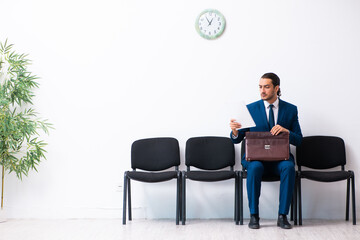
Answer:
[{"left": 195, "top": 9, "right": 226, "bottom": 40}]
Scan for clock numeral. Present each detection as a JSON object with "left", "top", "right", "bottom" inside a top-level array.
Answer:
[
  {"left": 214, "top": 30, "right": 217, "bottom": 34},
  {"left": 218, "top": 17, "right": 220, "bottom": 21},
  {"left": 219, "top": 22, "right": 221, "bottom": 26},
  {"left": 218, "top": 27, "right": 220, "bottom": 30},
  {"left": 209, "top": 31, "right": 211, "bottom": 35},
  {"left": 200, "top": 27, "right": 202, "bottom": 30},
  {"left": 209, "top": 12, "right": 212, "bottom": 16}
]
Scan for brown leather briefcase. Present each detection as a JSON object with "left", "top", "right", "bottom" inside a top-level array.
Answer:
[{"left": 245, "top": 131, "right": 290, "bottom": 161}]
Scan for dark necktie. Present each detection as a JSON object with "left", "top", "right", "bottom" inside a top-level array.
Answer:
[{"left": 269, "top": 104, "right": 275, "bottom": 129}]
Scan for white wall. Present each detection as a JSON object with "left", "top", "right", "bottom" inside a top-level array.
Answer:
[{"left": 1, "top": 0, "right": 360, "bottom": 220}]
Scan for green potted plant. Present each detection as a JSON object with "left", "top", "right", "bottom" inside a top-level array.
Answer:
[{"left": 0, "top": 40, "right": 52, "bottom": 212}]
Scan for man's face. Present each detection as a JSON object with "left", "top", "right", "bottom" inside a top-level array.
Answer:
[{"left": 259, "top": 78, "right": 279, "bottom": 103}]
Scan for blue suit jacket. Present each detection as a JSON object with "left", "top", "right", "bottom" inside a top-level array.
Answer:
[{"left": 230, "top": 99, "right": 303, "bottom": 161}]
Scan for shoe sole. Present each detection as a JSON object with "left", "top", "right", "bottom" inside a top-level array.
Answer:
[
  {"left": 248, "top": 225, "right": 260, "bottom": 229},
  {"left": 277, "top": 222, "right": 292, "bottom": 229}
]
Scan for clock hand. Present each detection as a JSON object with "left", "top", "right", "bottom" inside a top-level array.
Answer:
[
  {"left": 206, "top": 17, "right": 210, "bottom": 23},
  {"left": 208, "top": 18, "right": 214, "bottom": 26}
]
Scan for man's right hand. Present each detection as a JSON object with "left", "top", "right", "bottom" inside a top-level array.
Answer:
[{"left": 230, "top": 119, "right": 241, "bottom": 137}]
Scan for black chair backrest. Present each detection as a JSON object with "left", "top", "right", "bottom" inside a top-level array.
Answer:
[
  {"left": 185, "top": 136, "right": 235, "bottom": 170},
  {"left": 296, "top": 136, "right": 346, "bottom": 169},
  {"left": 131, "top": 137, "right": 180, "bottom": 171}
]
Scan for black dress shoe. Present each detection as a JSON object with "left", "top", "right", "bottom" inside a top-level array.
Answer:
[
  {"left": 277, "top": 214, "right": 292, "bottom": 229},
  {"left": 248, "top": 215, "right": 260, "bottom": 229}
]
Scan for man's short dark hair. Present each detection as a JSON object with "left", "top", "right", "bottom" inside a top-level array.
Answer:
[{"left": 261, "top": 72, "right": 281, "bottom": 97}]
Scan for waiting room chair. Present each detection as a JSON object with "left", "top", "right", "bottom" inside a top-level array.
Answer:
[
  {"left": 239, "top": 140, "right": 297, "bottom": 225},
  {"left": 181, "top": 136, "right": 239, "bottom": 225},
  {"left": 123, "top": 137, "right": 181, "bottom": 225},
  {"left": 296, "top": 136, "right": 356, "bottom": 225}
]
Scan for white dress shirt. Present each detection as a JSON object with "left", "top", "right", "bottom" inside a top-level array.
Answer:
[{"left": 263, "top": 97, "right": 279, "bottom": 126}]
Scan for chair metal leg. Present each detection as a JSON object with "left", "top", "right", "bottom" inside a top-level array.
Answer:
[
  {"left": 128, "top": 178, "right": 132, "bottom": 221},
  {"left": 351, "top": 173, "right": 356, "bottom": 225},
  {"left": 184, "top": 174, "right": 186, "bottom": 224},
  {"left": 176, "top": 173, "right": 180, "bottom": 225},
  {"left": 346, "top": 178, "right": 350, "bottom": 221},
  {"left": 182, "top": 172, "right": 186, "bottom": 225},
  {"left": 122, "top": 172, "right": 128, "bottom": 225},
  {"left": 234, "top": 177, "right": 236, "bottom": 222},
  {"left": 234, "top": 175, "right": 237, "bottom": 223},
  {"left": 298, "top": 177, "right": 302, "bottom": 225},
  {"left": 179, "top": 175, "right": 183, "bottom": 221},
  {"left": 240, "top": 171, "right": 244, "bottom": 225},
  {"left": 235, "top": 175, "right": 239, "bottom": 225}
]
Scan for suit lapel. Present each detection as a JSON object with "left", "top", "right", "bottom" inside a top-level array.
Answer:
[{"left": 277, "top": 99, "right": 285, "bottom": 126}]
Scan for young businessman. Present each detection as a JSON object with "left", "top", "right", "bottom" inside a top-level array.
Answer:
[{"left": 229, "top": 72, "right": 302, "bottom": 229}]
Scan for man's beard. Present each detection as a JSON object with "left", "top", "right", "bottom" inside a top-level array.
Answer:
[{"left": 261, "top": 93, "right": 276, "bottom": 101}]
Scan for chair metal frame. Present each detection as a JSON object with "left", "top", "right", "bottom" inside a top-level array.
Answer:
[
  {"left": 296, "top": 136, "right": 356, "bottom": 225},
  {"left": 122, "top": 137, "right": 182, "bottom": 225},
  {"left": 181, "top": 136, "right": 239, "bottom": 225}
]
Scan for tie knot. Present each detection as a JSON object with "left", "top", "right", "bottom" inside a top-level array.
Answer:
[{"left": 269, "top": 104, "right": 274, "bottom": 109}]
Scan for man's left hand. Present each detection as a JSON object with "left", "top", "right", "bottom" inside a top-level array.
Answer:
[{"left": 270, "top": 125, "right": 289, "bottom": 136}]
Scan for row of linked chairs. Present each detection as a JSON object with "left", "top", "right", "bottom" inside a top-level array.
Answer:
[{"left": 122, "top": 136, "right": 356, "bottom": 225}]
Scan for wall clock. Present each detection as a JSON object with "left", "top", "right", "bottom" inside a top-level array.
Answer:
[{"left": 195, "top": 9, "right": 226, "bottom": 40}]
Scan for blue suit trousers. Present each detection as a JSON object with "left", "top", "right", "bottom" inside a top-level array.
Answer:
[{"left": 241, "top": 159, "right": 295, "bottom": 215}]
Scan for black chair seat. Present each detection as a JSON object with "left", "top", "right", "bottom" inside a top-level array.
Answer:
[
  {"left": 186, "top": 170, "right": 236, "bottom": 182},
  {"left": 127, "top": 171, "right": 178, "bottom": 183},
  {"left": 300, "top": 170, "right": 352, "bottom": 182}
]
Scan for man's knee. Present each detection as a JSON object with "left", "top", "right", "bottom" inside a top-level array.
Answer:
[
  {"left": 247, "top": 161, "right": 265, "bottom": 175},
  {"left": 279, "top": 161, "right": 295, "bottom": 176}
]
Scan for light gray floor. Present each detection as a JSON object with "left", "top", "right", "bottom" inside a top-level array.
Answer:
[{"left": 0, "top": 219, "right": 359, "bottom": 240}]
